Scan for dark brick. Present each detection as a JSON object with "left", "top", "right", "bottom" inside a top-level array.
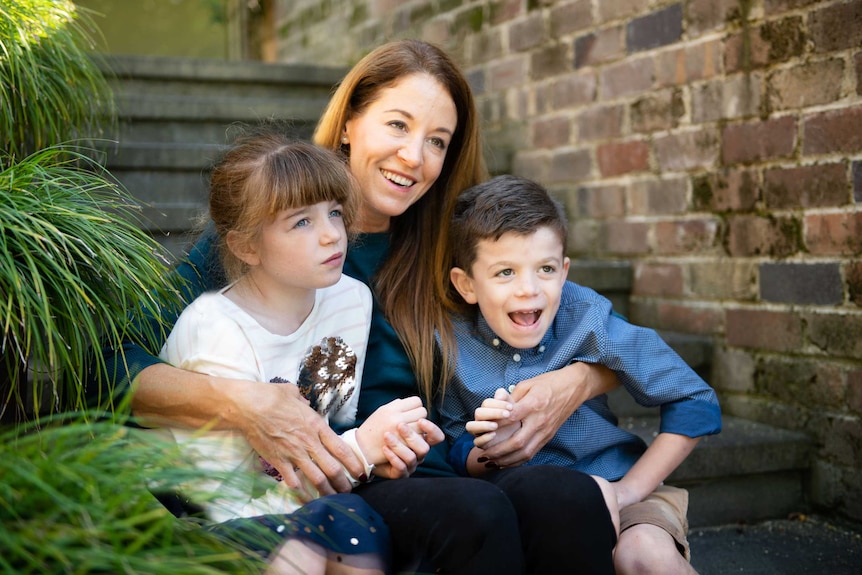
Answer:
[
  {"left": 853, "top": 161, "right": 862, "bottom": 203},
  {"left": 573, "top": 184, "right": 626, "bottom": 218},
  {"left": 849, "top": 370, "right": 862, "bottom": 413},
  {"left": 849, "top": 262, "right": 862, "bottom": 307},
  {"left": 722, "top": 116, "right": 796, "bottom": 165},
  {"left": 531, "top": 44, "right": 569, "bottom": 80},
  {"left": 763, "top": 163, "right": 849, "bottom": 209},
  {"left": 857, "top": 52, "right": 862, "bottom": 96},
  {"left": 805, "top": 312, "right": 862, "bottom": 360},
  {"left": 760, "top": 262, "right": 843, "bottom": 305},
  {"left": 626, "top": 3, "right": 682, "bottom": 54},
  {"left": 803, "top": 105, "right": 862, "bottom": 156},
  {"left": 597, "top": 140, "right": 650, "bottom": 176},
  {"left": 726, "top": 309, "right": 803, "bottom": 352},
  {"left": 725, "top": 17, "right": 806, "bottom": 73},
  {"left": 809, "top": 1, "right": 862, "bottom": 53},
  {"left": 756, "top": 357, "right": 845, "bottom": 410}
]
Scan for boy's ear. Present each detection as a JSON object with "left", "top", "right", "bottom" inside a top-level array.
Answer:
[
  {"left": 561, "top": 256, "right": 571, "bottom": 284},
  {"left": 450, "top": 267, "right": 478, "bottom": 304},
  {"left": 226, "top": 230, "right": 260, "bottom": 266}
]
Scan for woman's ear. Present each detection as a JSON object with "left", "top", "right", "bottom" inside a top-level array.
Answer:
[
  {"left": 226, "top": 230, "right": 260, "bottom": 267},
  {"left": 450, "top": 267, "right": 478, "bottom": 304}
]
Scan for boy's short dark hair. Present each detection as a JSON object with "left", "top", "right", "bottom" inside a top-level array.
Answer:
[{"left": 451, "top": 174, "right": 568, "bottom": 274}]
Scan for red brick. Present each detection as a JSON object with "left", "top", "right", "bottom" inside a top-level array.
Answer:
[
  {"left": 764, "top": 162, "right": 849, "bottom": 209},
  {"left": 654, "top": 301, "right": 724, "bottom": 335},
  {"left": 803, "top": 106, "right": 862, "bottom": 156},
  {"left": 727, "top": 215, "right": 801, "bottom": 257},
  {"left": 654, "top": 218, "right": 721, "bottom": 255},
  {"left": 726, "top": 308, "right": 803, "bottom": 352},
  {"left": 597, "top": 140, "right": 650, "bottom": 176},
  {"left": 805, "top": 212, "right": 862, "bottom": 256},
  {"left": 510, "top": 13, "right": 546, "bottom": 52},
  {"left": 549, "top": 72, "right": 597, "bottom": 109},
  {"left": 692, "top": 168, "right": 760, "bottom": 212},
  {"left": 722, "top": 116, "right": 797, "bottom": 165},
  {"left": 628, "top": 176, "right": 688, "bottom": 216},
  {"left": 550, "top": 0, "right": 593, "bottom": 38},
  {"left": 655, "top": 128, "right": 720, "bottom": 172},
  {"left": 572, "top": 184, "right": 626, "bottom": 218},
  {"left": 548, "top": 148, "right": 592, "bottom": 182},
  {"left": 809, "top": 1, "right": 862, "bottom": 53},
  {"left": 633, "top": 262, "right": 684, "bottom": 297},
  {"left": 603, "top": 220, "right": 650, "bottom": 255},
  {"left": 531, "top": 115, "right": 571, "bottom": 148},
  {"left": 600, "top": 56, "right": 654, "bottom": 99},
  {"left": 768, "top": 59, "right": 845, "bottom": 111},
  {"left": 848, "top": 261, "right": 862, "bottom": 307},
  {"left": 574, "top": 26, "right": 625, "bottom": 68},
  {"left": 489, "top": 56, "right": 528, "bottom": 91},
  {"left": 577, "top": 104, "right": 623, "bottom": 141}
]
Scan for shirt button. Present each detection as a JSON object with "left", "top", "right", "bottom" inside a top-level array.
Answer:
[
  {"left": 538, "top": 345, "right": 546, "bottom": 353},
  {"left": 492, "top": 338, "right": 500, "bottom": 347},
  {"left": 512, "top": 353, "right": 521, "bottom": 362}
]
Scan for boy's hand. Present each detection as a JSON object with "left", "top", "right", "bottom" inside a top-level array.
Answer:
[{"left": 466, "top": 388, "right": 521, "bottom": 449}]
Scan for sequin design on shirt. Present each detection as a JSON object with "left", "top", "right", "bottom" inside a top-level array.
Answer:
[{"left": 259, "top": 336, "right": 357, "bottom": 482}]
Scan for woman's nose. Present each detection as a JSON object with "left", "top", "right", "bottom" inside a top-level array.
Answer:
[{"left": 396, "top": 137, "right": 423, "bottom": 167}]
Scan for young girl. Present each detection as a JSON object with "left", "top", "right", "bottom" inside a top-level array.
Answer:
[{"left": 158, "top": 128, "right": 427, "bottom": 574}]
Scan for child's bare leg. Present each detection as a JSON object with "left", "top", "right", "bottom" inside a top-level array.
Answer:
[
  {"left": 267, "top": 539, "right": 385, "bottom": 575},
  {"left": 590, "top": 475, "right": 621, "bottom": 539}
]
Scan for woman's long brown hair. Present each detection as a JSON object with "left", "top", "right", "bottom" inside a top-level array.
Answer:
[{"left": 313, "top": 40, "right": 487, "bottom": 403}]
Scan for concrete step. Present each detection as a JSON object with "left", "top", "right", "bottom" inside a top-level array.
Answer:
[{"left": 621, "top": 414, "right": 813, "bottom": 527}]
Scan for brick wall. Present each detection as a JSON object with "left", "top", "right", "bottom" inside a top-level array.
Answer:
[{"left": 274, "top": 0, "right": 862, "bottom": 521}]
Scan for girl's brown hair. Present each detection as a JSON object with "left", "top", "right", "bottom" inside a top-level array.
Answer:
[
  {"left": 313, "top": 40, "right": 488, "bottom": 402},
  {"left": 209, "top": 127, "right": 358, "bottom": 282}
]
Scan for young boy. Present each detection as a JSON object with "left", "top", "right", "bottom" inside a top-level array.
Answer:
[{"left": 439, "top": 174, "right": 722, "bottom": 575}]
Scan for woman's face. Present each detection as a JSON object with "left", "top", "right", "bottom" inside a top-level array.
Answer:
[{"left": 343, "top": 73, "right": 458, "bottom": 232}]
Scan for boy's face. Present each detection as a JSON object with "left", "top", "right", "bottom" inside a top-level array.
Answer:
[{"left": 450, "top": 226, "right": 570, "bottom": 350}]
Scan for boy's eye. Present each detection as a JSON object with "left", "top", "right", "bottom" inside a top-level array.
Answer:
[
  {"left": 540, "top": 265, "right": 555, "bottom": 274},
  {"left": 496, "top": 269, "right": 514, "bottom": 277}
]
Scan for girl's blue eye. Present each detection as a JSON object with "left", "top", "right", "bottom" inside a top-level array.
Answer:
[
  {"left": 329, "top": 209, "right": 343, "bottom": 218},
  {"left": 295, "top": 218, "right": 310, "bottom": 228}
]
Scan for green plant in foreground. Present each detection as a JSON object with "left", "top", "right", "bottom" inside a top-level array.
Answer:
[
  {"left": 0, "top": 0, "right": 114, "bottom": 164},
  {"left": 0, "top": 413, "right": 266, "bottom": 573},
  {"left": 0, "top": 145, "right": 182, "bottom": 422}
]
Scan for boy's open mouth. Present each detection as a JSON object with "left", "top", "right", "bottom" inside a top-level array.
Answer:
[{"left": 509, "top": 310, "right": 541, "bottom": 326}]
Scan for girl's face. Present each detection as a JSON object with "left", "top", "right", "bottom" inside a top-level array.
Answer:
[
  {"left": 343, "top": 73, "right": 458, "bottom": 232},
  {"left": 246, "top": 199, "right": 347, "bottom": 293}
]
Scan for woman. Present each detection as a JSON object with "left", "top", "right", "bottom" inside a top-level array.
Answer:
[{"left": 106, "top": 40, "right": 618, "bottom": 573}]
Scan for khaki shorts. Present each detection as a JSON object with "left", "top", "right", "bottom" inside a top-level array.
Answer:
[{"left": 619, "top": 484, "right": 691, "bottom": 561}]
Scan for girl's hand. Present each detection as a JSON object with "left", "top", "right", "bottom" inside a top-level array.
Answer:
[
  {"left": 355, "top": 397, "right": 427, "bottom": 466},
  {"left": 373, "top": 418, "right": 444, "bottom": 479}
]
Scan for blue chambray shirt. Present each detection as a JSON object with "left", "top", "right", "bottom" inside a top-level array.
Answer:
[{"left": 439, "top": 281, "right": 722, "bottom": 481}]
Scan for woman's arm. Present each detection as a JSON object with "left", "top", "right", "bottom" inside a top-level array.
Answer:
[
  {"left": 479, "top": 362, "right": 619, "bottom": 467},
  {"left": 132, "top": 362, "right": 364, "bottom": 494}
]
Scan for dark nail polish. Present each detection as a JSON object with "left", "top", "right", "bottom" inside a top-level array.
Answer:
[
  {"left": 477, "top": 457, "right": 489, "bottom": 463},
  {"left": 485, "top": 462, "right": 499, "bottom": 469},
  {"left": 358, "top": 473, "right": 368, "bottom": 483}
]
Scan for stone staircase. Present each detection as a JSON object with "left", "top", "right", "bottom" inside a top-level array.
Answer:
[
  {"left": 570, "top": 260, "right": 813, "bottom": 528},
  {"left": 97, "top": 55, "right": 347, "bottom": 257},
  {"left": 100, "top": 55, "right": 814, "bottom": 530}
]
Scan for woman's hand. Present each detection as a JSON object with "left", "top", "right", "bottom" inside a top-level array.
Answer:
[
  {"left": 478, "top": 362, "right": 619, "bottom": 467},
  {"left": 132, "top": 364, "right": 364, "bottom": 498}
]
